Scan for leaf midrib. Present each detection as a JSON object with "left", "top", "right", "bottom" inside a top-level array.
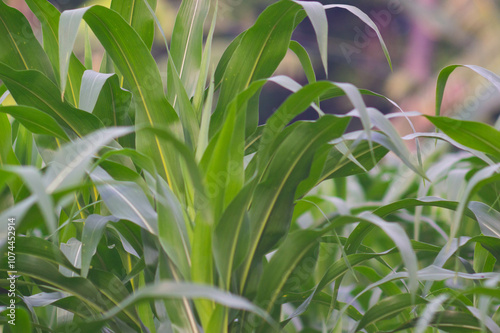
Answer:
[
  {"left": 459, "top": 127, "right": 500, "bottom": 155},
  {"left": 46, "top": 143, "right": 97, "bottom": 193},
  {"left": 93, "top": 174, "right": 155, "bottom": 234},
  {"left": 31, "top": 3, "right": 78, "bottom": 104},
  {"left": 88, "top": 11, "right": 172, "bottom": 184},
  {"left": 0, "top": 15, "right": 29, "bottom": 70},
  {"left": 178, "top": 0, "right": 201, "bottom": 79},
  {"left": 241, "top": 122, "right": 336, "bottom": 292},
  {"left": 317, "top": 144, "right": 382, "bottom": 184},
  {"left": 14, "top": 256, "right": 106, "bottom": 313},
  {"left": 243, "top": 5, "right": 295, "bottom": 89},
  {"left": 0, "top": 108, "right": 65, "bottom": 139},
  {"left": 2, "top": 75, "right": 81, "bottom": 136},
  {"left": 264, "top": 238, "right": 318, "bottom": 312}
]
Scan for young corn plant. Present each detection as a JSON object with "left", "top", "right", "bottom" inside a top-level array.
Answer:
[
  {"left": 0, "top": 0, "right": 499, "bottom": 332},
  {"left": 290, "top": 65, "right": 500, "bottom": 331}
]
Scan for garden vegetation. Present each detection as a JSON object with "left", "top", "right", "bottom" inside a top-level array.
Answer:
[{"left": 0, "top": 0, "right": 499, "bottom": 332}]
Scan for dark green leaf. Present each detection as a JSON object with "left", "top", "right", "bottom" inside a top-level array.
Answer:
[
  {"left": 427, "top": 116, "right": 500, "bottom": 159},
  {"left": 0, "top": 106, "right": 69, "bottom": 140}
]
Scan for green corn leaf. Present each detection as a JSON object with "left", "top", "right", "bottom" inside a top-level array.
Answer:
[
  {"left": 59, "top": 8, "right": 87, "bottom": 95},
  {"left": 448, "top": 164, "right": 500, "bottom": 248},
  {"left": 99, "top": 159, "right": 149, "bottom": 193},
  {"left": 353, "top": 265, "right": 403, "bottom": 296},
  {"left": 394, "top": 310, "right": 487, "bottom": 333},
  {"left": 43, "top": 127, "right": 133, "bottom": 194},
  {"left": 59, "top": 6, "right": 181, "bottom": 189},
  {"left": 169, "top": 0, "right": 210, "bottom": 98},
  {"left": 193, "top": 6, "right": 217, "bottom": 116},
  {"left": 59, "top": 238, "right": 82, "bottom": 276},
  {"left": 402, "top": 132, "right": 495, "bottom": 167},
  {"left": 345, "top": 196, "right": 477, "bottom": 255},
  {"left": 53, "top": 320, "right": 107, "bottom": 332},
  {"left": 323, "top": 4, "right": 392, "bottom": 70},
  {"left": 139, "top": 0, "right": 200, "bottom": 149},
  {"left": 0, "top": 106, "right": 70, "bottom": 141},
  {"left": 365, "top": 108, "right": 426, "bottom": 178},
  {"left": 308, "top": 215, "right": 418, "bottom": 320},
  {"left": 469, "top": 201, "right": 500, "bottom": 238},
  {"left": 473, "top": 240, "right": 495, "bottom": 274},
  {"left": 338, "top": 214, "right": 419, "bottom": 294},
  {"left": 241, "top": 116, "right": 349, "bottom": 293},
  {"left": 200, "top": 81, "right": 263, "bottom": 219},
  {"left": 0, "top": 63, "right": 103, "bottom": 137},
  {"left": 1, "top": 254, "right": 141, "bottom": 328},
  {"left": 100, "top": 281, "right": 276, "bottom": 329},
  {"left": 97, "top": 148, "right": 157, "bottom": 177},
  {"left": 467, "top": 307, "right": 500, "bottom": 333},
  {"left": 213, "top": 32, "right": 244, "bottom": 90},
  {"left": 110, "top": 0, "right": 157, "bottom": 50},
  {"left": 414, "top": 295, "right": 449, "bottom": 333},
  {"left": 25, "top": 0, "right": 86, "bottom": 106},
  {"left": 195, "top": 77, "right": 214, "bottom": 161},
  {"left": 427, "top": 116, "right": 500, "bottom": 159},
  {"left": 255, "top": 229, "right": 326, "bottom": 314},
  {"left": 257, "top": 80, "right": 370, "bottom": 175},
  {"left": 4, "top": 236, "right": 76, "bottom": 272},
  {"left": 461, "top": 286, "right": 500, "bottom": 301},
  {"left": 13, "top": 124, "right": 34, "bottom": 166},
  {"left": 157, "top": 178, "right": 192, "bottom": 279},
  {"left": 0, "top": 307, "right": 32, "bottom": 333},
  {"left": 213, "top": 184, "right": 253, "bottom": 289},
  {"left": 373, "top": 196, "right": 477, "bottom": 219},
  {"left": 295, "top": 1, "right": 328, "bottom": 74},
  {"left": 1, "top": 166, "right": 56, "bottom": 233},
  {"left": 79, "top": 71, "right": 115, "bottom": 113},
  {"left": 279, "top": 297, "right": 363, "bottom": 325},
  {"left": 355, "top": 294, "right": 428, "bottom": 332},
  {"left": 143, "top": 127, "right": 205, "bottom": 196},
  {"left": 81, "top": 215, "right": 119, "bottom": 278},
  {"left": 190, "top": 217, "right": 215, "bottom": 326},
  {"left": 156, "top": 251, "right": 200, "bottom": 332},
  {"left": 211, "top": 0, "right": 304, "bottom": 136},
  {"left": 342, "top": 266, "right": 499, "bottom": 319},
  {"left": 296, "top": 140, "right": 388, "bottom": 198},
  {"left": 0, "top": 1, "right": 55, "bottom": 81},
  {"left": 79, "top": 70, "right": 133, "bottom": 147},
  {"left": 87, "top": 269, "right": 139, "bottom": 325},
  {"left": 436, "top": 64, "right": 500, "bottom": 117},
  {"left": 339, "top": 116, "right": 426, "bottom": 180},
  {"left": 0, "top": 113, "right": 16, "bottom": 168},
  {"left": 137, "top": 272, "right": 157, "bottom": 333},
  {"left": 282, "top": 249, "right": 396, "bottom": 322},
  {"left": 90, "top": 167, "right": 158, "bottom": 234},
  {"left": 165, "top": 55, "right": 199, "bottom": 149},
  {"left": 84, "top": 25, "right": 92, "bottom": 70},
  {"left": 0, "top": 196, "right": 36, "bottom": 241},
  {"left": 212, "top": 1, "right": 390, "bottom": 137},
  {"left": 0, "top": 254, "right": 105, "bottom": 313},
  {"left": 289, "top": 40, "right": 316, "bottom": 84}
]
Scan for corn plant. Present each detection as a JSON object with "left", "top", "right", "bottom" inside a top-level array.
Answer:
[{"left": 0, "top": 0, "right": 499, "bottom": 332}]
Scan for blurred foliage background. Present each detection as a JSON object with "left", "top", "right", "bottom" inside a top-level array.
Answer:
[{"left": 8, "top": 0, "right": 500, "bottom": 134}]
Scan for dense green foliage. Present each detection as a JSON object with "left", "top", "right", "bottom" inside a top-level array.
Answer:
[{"left": 0, "top": 0, "right": 499, "bottom": 332}]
